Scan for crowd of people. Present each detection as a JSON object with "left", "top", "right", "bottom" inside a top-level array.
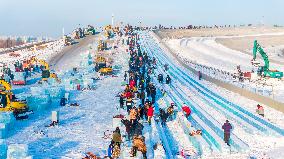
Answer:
[{"left": 86, "top": 25, "right": 269, "bottom": 159}]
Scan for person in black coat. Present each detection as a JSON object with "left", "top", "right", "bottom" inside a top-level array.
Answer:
[
  {"left": 158, "top": 74, "right": 163, "bottom": 83},
  {"left": 166, "top": 75, "right": 171, "bottom": 84},
  {"left": 159, "top": 108, "right": 168, "bottom": 126},
  {"left": 119, "top": 94, "right": 124, "bottom": 108}
]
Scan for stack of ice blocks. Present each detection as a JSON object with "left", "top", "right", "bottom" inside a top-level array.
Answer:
[
  {"left": 7, "top": 144, "right": 32, "bottom": 159},
  {"left": 0, "top": 112, "right": 15, "bottom": 138},
  {"left": 0, "top": 139, "right": 7, "bottom": 158},
  {"left": 45, "top": 86, "right": 65, "bottom": 99},
  {"left": 28, "top": 86, "right": 51, "bottom": 111}
]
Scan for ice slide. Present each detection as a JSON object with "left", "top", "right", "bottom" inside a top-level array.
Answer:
[{"left": 139, "top": 31, "right": 284, "bottom": 154}]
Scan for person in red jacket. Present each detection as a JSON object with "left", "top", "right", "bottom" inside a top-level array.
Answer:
[
  {"left": 125, "top": 91, "right": 132, "bottom": 98},
  {"left": 129, "top": 80, "right": 136, "bottom": 88},
  {"left": 147, "top": 105, "right": 154, "bottom": 124},
  {"left": 182, "top": 104, "right": 191, "bottom": 118}
]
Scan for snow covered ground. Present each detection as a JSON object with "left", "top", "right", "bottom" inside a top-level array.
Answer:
[
  {"left": 2, "top": 29, "right": 284, "bottom": 159},
  {"left": 6, "top": 37, "right": 130, "bottom": 158},
  {"left": 164, "top": 34, "right": 284, "bottom": 102}
]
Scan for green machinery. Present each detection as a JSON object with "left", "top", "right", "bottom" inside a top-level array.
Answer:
[
  {"left": 252, "top": 40, "right": 283, "bottom": 78},
  {"left": 85, "top": 25, "right": 96, "bottom": 35}
]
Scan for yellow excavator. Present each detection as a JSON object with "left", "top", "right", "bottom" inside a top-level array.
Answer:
[
  {"left": 94, "top": 57, "right": 113, "bottom": 75},
  {"left": 104, "top": 25, "right": 113, "bottom": 39},
  {"left": 97, "top": 40, "right": 107, "bottom": 51},
  {"left": 31, "top": 58, "right": 59, "bottom": 82},
  {"left": 0, "top": 80, "right": 28, "bottom": 115}
]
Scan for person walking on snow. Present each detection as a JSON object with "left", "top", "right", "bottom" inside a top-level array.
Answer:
[
  {"left": 164, "top": 64, "right": 169, "bottom": 71},
  {"left": 112, "top": 127, "right": 122, "bottom": 148},
  {"left": 166, "top": 75, "right": 171, "bottom": 84},
  {"left": 147, "top": 105, "right": 154, "bottom": 124},
  {"left": 158, "top": 74, "right": 163, "bottom": 83},
  {"left": 121, "top": 118, "right": 132, "bottom": 140},
  {"left": 182, "top": 104, "right": 191, "bottom": 118},
  {"left": 222, "top": 120, "right": 232, "bottom": 146},
  {"left": 130, "top": 107, "right": 138, "bottom": 125},
  {"left": 256, "top": 104, "right": 264, "bottom": 117},
  {"left": 198, "top": 71, "right": 202, "bottom": 80},
  {"left": 167, "top": 103, "right": 175, "bottom": 120},
  {"left": 124, "top": 71, "right": 128, "bottom": 81},
  {"left": 140, "top": 91, "right": 145, "bottom": 105},
  {"left": 119, "top": 94, "right": 124, "bottom": 108},
  {"left": 108, "top": 140, "right": 115, "bottom": 158},
  {"left": 131, "top": 135, "right": 147, "bottom": 159},
  {"left": 159, "top": 108, "right": 168, "bottom": 126},
  {"left": 126, "top": 97, "right": 133, "bottom": 113}
]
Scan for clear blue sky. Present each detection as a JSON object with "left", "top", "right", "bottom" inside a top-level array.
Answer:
[{"left": 0, "top": 0, "right": 283, "bottom": 38}]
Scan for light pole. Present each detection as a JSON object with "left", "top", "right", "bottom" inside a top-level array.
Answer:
[{"left": 112, "top": 14, "right": 114, "bottom": 26}]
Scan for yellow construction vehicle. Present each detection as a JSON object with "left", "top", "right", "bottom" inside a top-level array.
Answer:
[
  {"left": 0, "top": 80, "right": 28, "bottom": 114},
  {"left": 94, "top": 57, "right": 113, "bottom": 75},
  {"left": 32, "top": 59, "right": 59, "bottom": 83},
  {"left": 97, "top": 40, "right": 107, "bottom": 51},
  {"left": 99, "top": 67, "right": 113, "bottom": 75},
  {"left": 64, "top": 35, "right": 74, "bottom": 46},
  {"left": 104, "top": 25, "right": 113, "bottom": 39}
]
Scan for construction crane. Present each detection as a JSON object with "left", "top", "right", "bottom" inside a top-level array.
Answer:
[
  {"left": 0, "top": 80, "right": 28, "bottom": 115},
  {"left": 252, "top": 40, "right": 283, "bottom": 78}
]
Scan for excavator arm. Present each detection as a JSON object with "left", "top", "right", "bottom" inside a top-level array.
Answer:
[
  {"left": 253, "top": 40, "right": 270, "bottom": 71},
  {"left": 0, "top": 80, "right": 11, "bottom": 91},
  {"left": 38, "top": 60, "right": 49, "bottom": 70}
]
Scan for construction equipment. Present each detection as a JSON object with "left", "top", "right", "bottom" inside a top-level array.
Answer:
[
  {"left": 94, "top": 57, "right": 113, "bottom": 75},
  {"left": 97, "top": 40, "right": 107, "bottom": 51},
  {"left": 0, "top": 80, "right": 28, "bottom": 114},
  {"left": 104, "top": 25, "right": 114, "bottom": 39},
  {"left": 33, "top": 59, "right": 59, "bottom": 82},
  {"left": 64, "top": 35, "right": 74, "bottom": 46},
  {"left": 84, "top": 25, "right": 96, "bottom": 35},
  {"left": 252, "top": 40, "right": 283, "bottom": 78}
]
